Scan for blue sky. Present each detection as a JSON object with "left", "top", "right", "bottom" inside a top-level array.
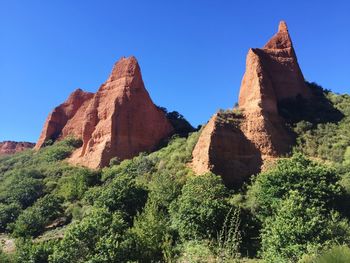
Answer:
[{"left": 0, "top": 0, "right": 349, "bottom": 142}]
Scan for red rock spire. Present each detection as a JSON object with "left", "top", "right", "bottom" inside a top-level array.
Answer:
[
  {"left": 263, "top": 20, "right": 293, "bottom": 49},
  {"left": 36, "top": 56, "right": 173, "bottom": 168},
  {"left": 278, "top": 20, "right": 288, "bottom": 32},
  {"left": 192, "top": 21, "right": 312, "bottom": 187}
]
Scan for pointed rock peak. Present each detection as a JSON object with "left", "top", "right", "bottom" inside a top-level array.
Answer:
[
  {"left": 263, "top": 20, "right": 292, "bottom": 49},
  {"left": 278, "top": 20, "right": 288, "bottom": 32},
  {"left": 65, "top": 88, "right": 93, "bottom": 106},
  {"left": 107, "top": 56, "right": 141, "bottom": 82},
  {"left": 68, "top": 88, "right": 90, "bottom": 98}
]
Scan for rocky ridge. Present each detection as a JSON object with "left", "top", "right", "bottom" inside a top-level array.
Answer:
[
  {"left": 192, "top": 21, "right": 312, "bottom": 187},
  {"left": 0, "top": 141, "right": 35, "bottom": 156},
  {"left": 36, "top": 56, "right": 173, "bottom": 168}
]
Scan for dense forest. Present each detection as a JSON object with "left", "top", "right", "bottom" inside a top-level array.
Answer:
[{"left": 1, "top": 84, "right": 350, "bottom": 263}]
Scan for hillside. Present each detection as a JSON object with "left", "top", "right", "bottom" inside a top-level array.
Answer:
[{"left": 0, "top": 87, "right": 350, "bottom": 262}]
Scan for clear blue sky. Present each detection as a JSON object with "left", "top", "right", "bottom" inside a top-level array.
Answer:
[{"left": 1, "top": 0, "right": 349, "bottom": 142}]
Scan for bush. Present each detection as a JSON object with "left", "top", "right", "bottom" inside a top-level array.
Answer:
[
  {"left": 170, "top": 173, "right": 231, "bottom": 240},
  {"left": 261, "top": 191, "right": 350, "bottom": 262},
  {"left": 0, "top": 169, "right": 44, "bottom": 208},
  {"left": 15, "top": 239, "right": 56, "bottom": 263},
  {"left": 312, "top": 245, "right": 350, "bottom": 263},
  {"left": 247, "top": 154, "right": 343, "bottom": 221},
  {"left": 246, "top": 154, "right": 350, "bottom": 262},
  {"left": 93, "top": 173, "right": 148, "bottom": 219},
  {"left": 12, "top": 195, "right": 64, "bottom": 237},
  {"left": 129, "top": 200, "right": 173, "bottom": 262},
  {"left": 39, "top": 138, "right": 81, "bottom": 163},
  {"left": 50, "top": 207, "right": 128, "bottom": 263},
  {"left": 57, "top": 168, "right": 100, "bottom": 201},
  {"left": 0, "top": 203, "right": 21, "bottom": 231}
]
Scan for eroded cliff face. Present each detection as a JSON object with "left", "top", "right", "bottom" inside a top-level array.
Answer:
[
  {"left": 192, "top": 21, "right": 311, "bottom": 187},
  {"left": 36, "top": 56, "right": 174, "bottom": 168},
  {"left": 35, "top": 89, "right": 94, "bottom": 149},
  {"left": 192, "top": 112, "right": 262, "bottom": 188},
  {"left": 0, "top": 141, "right": 35, "bottom": 156}
]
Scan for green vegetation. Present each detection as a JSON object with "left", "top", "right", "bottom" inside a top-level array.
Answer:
[
  {"left": 1, "top": 86, "right": 350, "bottom": 262},
  {"left": 279, "top": 82, "right": 350, "bottom": 162}
]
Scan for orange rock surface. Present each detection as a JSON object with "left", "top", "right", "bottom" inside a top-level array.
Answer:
[
  {"left": 0, "top": 141, "right": 35, "bottom": 156},
  {"left": 36, "top": 56, "right": 173, "bottom": 168},
  {"left": 192, "top": 112, "right": 262, "bottom": 188},
  {"left": 192, "top": 21, "right": 311, "bottom": 186}
]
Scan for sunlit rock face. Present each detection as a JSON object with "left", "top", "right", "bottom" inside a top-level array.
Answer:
[
  {"left": 192, "top": 21, "right": 312, "bottom": 187},
  {"left": 0, "top": 141, "right": 35, "bottom": 156},
  {"left": 36, "top": 56, "right": 173, "bottom": 168}
]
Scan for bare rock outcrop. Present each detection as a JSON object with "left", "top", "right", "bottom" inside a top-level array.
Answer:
[
  {"left": 0, "top": 141, "right": 35, "bottom": 156},
  {"left": 36, "top": 56, "right": 173, "bottom": 168},
  {"left": 35, "top": 89, "right": 94, "bottom": 149},
  {"left": 192, "top": 21, "right": 311, "bottom": 186},
  {"left": 192, "top": 111, "right": 262, "bottom": 188}
]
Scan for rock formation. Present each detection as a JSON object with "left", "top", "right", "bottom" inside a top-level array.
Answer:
[
  {"left": 192, "top": 111, "right": 262, "bottom": 188},
  {"left": 36, "top": 56, "right": 174, "bottom": 168},
  {"left": 0, "top": 141, "right": 35, "bottom": 156},
  {"left": 192, "top": 21, "right": 311, "bottom": 187}
]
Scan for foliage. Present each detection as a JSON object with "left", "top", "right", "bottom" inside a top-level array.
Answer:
[
  {"left": 247, "top": 154, "right": 343, "bottom": 221},
  {"left": 57, "top": 168, "right": 100, "bottom": 201},
  {"left": 261, "top": 191, "right": 350, "bottom": 262},
  {"left": 0, "top": 203, "right": 21, "bottom": 232},
  {"left": 0, "top": 169, "right": 44, "bottom": 208},
  {"left": 158, "top": 107, "right": 195, "bottom": 137},
  {"left": 128, "top": 200, "right": 173, "bottom": 262},
  {"left": 15, "top": 239, "right": 57, "bottom": 263},
  {"left": 279, "top": 82, "right": 350, "bottom": 162},
  {"left": 49, "top": 207, "right": 128, "bottom": 263},
  {"left": 11, "top": 195, "right": 64, "bottom": 238},
  {"left": 92, "top": 173, "right": 148, "bottom": 219},
  {"left": 217, "top": 208, "right": 242, "bottom": 261},
  {"left": 247, "top": 154, "right": 350, "bottom": 262},
  {"left": 170, "top": 173, "right": 231, "bottom": 240},
  {"left": 311, "top": 245, "right": 350, "bottom": 263}
]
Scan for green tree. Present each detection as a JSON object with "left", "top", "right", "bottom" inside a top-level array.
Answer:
[
  {"left": 170, "top": 173, "right": 231, "bottom": 240},
  {"left": 0, "top": 203, "right": 21, "bottom": 231},
  {"left": 247, "top": 154, "right": 343, "bottom": 221},
  {"left": 15, "top": 239, "right": 56, "bottom": 263},
  {"left": 12, "top": 195, "right": 63, "bottom": 237},
  {"left": 129, "top": 200, "right": 173, "bottom": 261},
  {"left": 261, "top": 191, "right": 350, "bottom": 262},
  {"left": 50, "top": 208, "right": 128, "bottom": 263},
  {"left": 94, "top": 174, "right": 148, "bottom": 219}
]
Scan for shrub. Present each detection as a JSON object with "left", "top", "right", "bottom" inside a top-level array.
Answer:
[
  {"left": 12, "top": 195, "right": 64, "bottom": 237},
  {"left": 312, "top": 245, "right": 350, "bottom": 263},
  {"left": 57, "top": 168, "right": 100, "bottom": 201},
  {"left": 246, "top": 154, "right": 343, "bottom": 221},
  {"left": 0, "top": 203, "right": 21, "bottom": 231},
  {"left": 170, "top": 173, "right": 231, "bottom": 240},
  {"left": 50, "top": 208, "right": 128, "bottom": 263},
  {"left": 15, "top": 239, "right": 57, "bottom": 263},
  {"left": 261, "top": 191, "right": 350, "bottom": 262},
  {"left": 3, "top": 175, "right": 44, "bottom": 208},
  {"left": 246, "top": 154, "right": 350, "bottom": 262},
  {"left": 129, "top": 200, "right": 173, "bottom": 262},
  {"left": 94, "top": 173, "right": 148, "bottom": 219}
]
